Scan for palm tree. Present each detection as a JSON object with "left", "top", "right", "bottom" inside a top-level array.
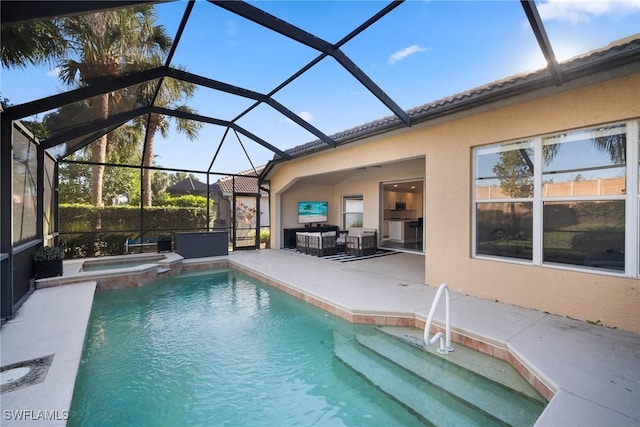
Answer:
[
  {"left": 593, "top": 133, "right": 626, "bottom": 165},
  {"left": 138, "top": 76, "right": 202, "bottom": 207},
  {"left": 1, "top": 21, "right": 66, "bottom": 69},
  {"left": 57, "top": 6, "right": 171, "bottom": 207},
  {"left": 151, "top": 170, "right": 174, "bottom": 199}
]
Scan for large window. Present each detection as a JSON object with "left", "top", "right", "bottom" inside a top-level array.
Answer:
[
  {"left": 473, "top": 121, "right": 638, "bottom": 276},
  {"left": 474, "top": 140, "right": 534, "bottom": 260},
  {"left": 542, "top": 126, "right": 626, "bottom": 271},
  {"left": 343, "top": 195, "right": 363, "bottom": 229}
]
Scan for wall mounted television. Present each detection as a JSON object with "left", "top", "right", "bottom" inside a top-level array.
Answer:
[{"left": 298, "top": 201, "right": 328, "bottom": 224}]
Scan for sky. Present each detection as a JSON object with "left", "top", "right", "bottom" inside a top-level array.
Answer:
[{"left": 2, "top": 0, "right": 639, "bottom": 177}]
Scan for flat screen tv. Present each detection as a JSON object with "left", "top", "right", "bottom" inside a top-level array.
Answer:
[{"left": 298, "top": 201, "right": 328, "bottom": 224}]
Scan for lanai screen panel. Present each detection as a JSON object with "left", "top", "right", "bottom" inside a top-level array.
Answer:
[
  {"left": 232, "top": 102, "right": 319, "bottom": 166},
  {"left": 342, "top": 1, "right": 545, "bottom": 109},
  {"left": 272, "top": 56, "right": 392, "bottom": 140},
  {"left": 169, "top": 0, "right": 320, "bottom": 94},
  {"left": 1, "top": 6, "right": 177, "bottom": 104},
  {"left": 43, "top": 153, "right": 56, "bottom": 238},
  {"left": 11, "top": 125, "right": 38, "bottom": 245}
]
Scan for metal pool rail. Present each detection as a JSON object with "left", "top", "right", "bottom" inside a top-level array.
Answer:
[{"left": 424, "top": 283, "right": 454, "bottom": 354}]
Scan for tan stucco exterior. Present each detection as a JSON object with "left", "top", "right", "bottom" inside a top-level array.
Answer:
[{"left": 267, "top": 72, "right": 640, "bottom": 333}]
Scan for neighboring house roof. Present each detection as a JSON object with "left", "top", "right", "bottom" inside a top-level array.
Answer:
[
  {"left": 215, "top": 166, "right": 268, "bottom": 195},
  {"left": 273, "top": 35, "right": 640, "bottom": 161},
  {"left": 166, "top": 177, "right": 210, "bottom": 195}
]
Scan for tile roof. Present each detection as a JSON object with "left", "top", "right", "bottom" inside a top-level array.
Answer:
[
  {"left": 276, "top": 35, "right": 640, "bottom": 160},
  {"left": 215, "top": 165, "right": 267, "bottom": 195},
  {"left": 167, "top": 177, "right": 210, "bottom": 194}
]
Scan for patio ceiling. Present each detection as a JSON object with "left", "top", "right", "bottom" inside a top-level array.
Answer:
[{"left": 2, "top": 1, "right": 639, "bottom": 178}]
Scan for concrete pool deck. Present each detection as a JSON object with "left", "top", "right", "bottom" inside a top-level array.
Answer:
[{"left": 1, "top": 249, "right": 638, "bottom": 426}]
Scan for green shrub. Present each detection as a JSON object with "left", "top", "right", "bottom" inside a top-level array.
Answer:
[
  {"left": 60, "top": 204, "right": 212, "bottom": 232},
  {"left": 60, "top": 233, "right": 132, "bottom": 258},
  {"left": 260, "top": 229, "right": 270, "bottom": 244},
  {"left": 157, "top": 232, "right": 172, "bottom": 242},
  {"left": 61, "top": 234, "right": 94, "bottom": 259},
  {"left": 98, "top": 234, "right": 128, "bottom": 256},
  {"left": 33, "top": 246, "right": 64, "bottom": 261}
]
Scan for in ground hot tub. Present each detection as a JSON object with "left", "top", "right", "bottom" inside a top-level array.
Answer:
[{"left": 81, "top": 254, "right": 166, "bottom": 272}]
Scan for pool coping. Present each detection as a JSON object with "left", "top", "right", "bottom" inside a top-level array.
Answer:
[
  {"left": 224, "top": 252, "right": 640, "bottom": 426},
  {"left": 0, "top": 282, "right": 96, "bottom": 426},
  {"left": 227, "top": 258, "right": 555, "bottom": 402}
]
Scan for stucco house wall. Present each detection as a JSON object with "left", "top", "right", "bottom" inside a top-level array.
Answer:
[
  {"left": 280, "top": 184, "right": 336, "bottom": 229},
  {"left": 267, "top": 72, "right": 640, "bottom": 333}
]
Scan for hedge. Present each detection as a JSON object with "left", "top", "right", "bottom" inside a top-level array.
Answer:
[
  {"left": 60, "top": 204, "right": 213, "bottom": 232},
  {"left": 59, "top": 204, "right": 214, "bottom": 258}
]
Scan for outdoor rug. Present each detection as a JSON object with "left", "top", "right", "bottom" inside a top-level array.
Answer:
[
  {"left": 323, "top": 249, "right": 398, "bottom": 262},
  {"left": 286, "top": 248, "right": 398, "bottom": 262}
]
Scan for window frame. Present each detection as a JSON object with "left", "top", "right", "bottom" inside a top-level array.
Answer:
[
  {"left": 472, "top": 119, "right": 639, "bottom": 278},
  {"left": 342, "top": 194, "right": 363, "bottom": 229},
  {"left": 473, "top": 140, "right": 535, "bottom": 262}
]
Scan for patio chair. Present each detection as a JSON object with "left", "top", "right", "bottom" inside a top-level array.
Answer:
[
  {"left": 296, "top": 232, "right": 308, "bottom": 254},
  {"left": 306, "top": 231, "right": 337, "bottom": 257},
  {"left": 345, "top": 228, "right": 377, "bottom": 257}
]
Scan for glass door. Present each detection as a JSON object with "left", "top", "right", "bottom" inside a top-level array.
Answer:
[
  {"left": 234, "top": 194, "right": 259, "bottom": 250},
  {"left": 380, "top": 180, "right": 425, "bottom": 253}
]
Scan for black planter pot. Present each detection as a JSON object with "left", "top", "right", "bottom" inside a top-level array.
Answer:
[
  {"left": 157, "top": 240, "right": 172, "bottom": 253},
  {"left": 34, "top": 259, "right": 63, "bottom": 279}
]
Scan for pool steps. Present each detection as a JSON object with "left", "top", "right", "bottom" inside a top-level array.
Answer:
[
  {"left": 334, "top": 332, "right": 488, "bottom": 425},
  {"left": 334, "top": 329, "right": 545, "bottom": 426},
  {"left": 377, "top": 325, "right": 545, "bottom": 403}
]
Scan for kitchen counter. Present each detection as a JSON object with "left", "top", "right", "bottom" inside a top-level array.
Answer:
[{"left": 388, "top": 219, "right": 422, "bottom": 243}]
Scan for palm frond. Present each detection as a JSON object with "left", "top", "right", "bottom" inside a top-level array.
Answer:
[{"left": 1, "top": 20, "right": 67, "bottom": 69}]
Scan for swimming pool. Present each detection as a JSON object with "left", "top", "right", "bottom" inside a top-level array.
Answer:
[{"left": 69, "top": 269, "right": 545, "bottom": 426}]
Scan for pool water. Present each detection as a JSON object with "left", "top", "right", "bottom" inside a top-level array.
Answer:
[{"left": 69, "top": 269, "right": 545, "bottom": 426}]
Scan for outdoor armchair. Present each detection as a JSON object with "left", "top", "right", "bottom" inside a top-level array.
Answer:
[
  {"left": 306, "top": 231, "right": 337, "bottom": 257},
  {"left": 345, "top": 228, "right": 377, "bottom": 256},
  {"left": 296, "top": 232, "right": 308, "bottom": 254},
  {"left": 296, "top": 231, "right": 337, "bottom": 257}
]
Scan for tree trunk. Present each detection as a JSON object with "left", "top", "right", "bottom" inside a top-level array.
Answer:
[
  {"left": 91, "top": 93, "right": 109, "bottom": 209},
  {"left": 142, "top": 114, "right": 160, "bottom": 207}
]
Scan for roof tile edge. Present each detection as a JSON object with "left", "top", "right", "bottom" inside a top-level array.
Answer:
[{"left": 275, "top": 35, "right": 640, "bottom": 161}]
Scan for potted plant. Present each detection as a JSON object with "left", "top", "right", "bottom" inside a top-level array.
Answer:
[
  {"left": 33, "top": 246, "right": 64, "bottom": 279},
  {"left": 157, "top": 233, "right": 173, "bottom": 253},
  {"left": 260, "top": 229, "right": 270, "bottom": 249}
]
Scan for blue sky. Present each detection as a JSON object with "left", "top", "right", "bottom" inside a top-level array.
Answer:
[{"left": 2, "top": 0, "right": 639, "bottom": 176}]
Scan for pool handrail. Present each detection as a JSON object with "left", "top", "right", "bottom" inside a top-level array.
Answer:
[{"left": 424, "top": 283, "right": 454, "bottom": 354}]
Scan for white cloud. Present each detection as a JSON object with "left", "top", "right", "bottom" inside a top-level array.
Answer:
[
  {"left": 388, "top": 45, "right": 429, "bottom": 65},
  {"left": 47, "top": 67, "right": 61, "bottom": 77},
  {"left": 537, "top": 0, "right": 640, "bottom": 24},
  {"left": 298, "top": 111, "right": 314, "bottom": 122}
]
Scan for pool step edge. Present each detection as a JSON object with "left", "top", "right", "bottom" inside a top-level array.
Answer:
[
  {"left": 376, "top": 325, "right": 547, "bottom": 403},
  {"left": 355, "top": 332, "right": 545, "bottom": 427},
  {"left": 334, "top": 332, "right": 499, "bottom": 427}
]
